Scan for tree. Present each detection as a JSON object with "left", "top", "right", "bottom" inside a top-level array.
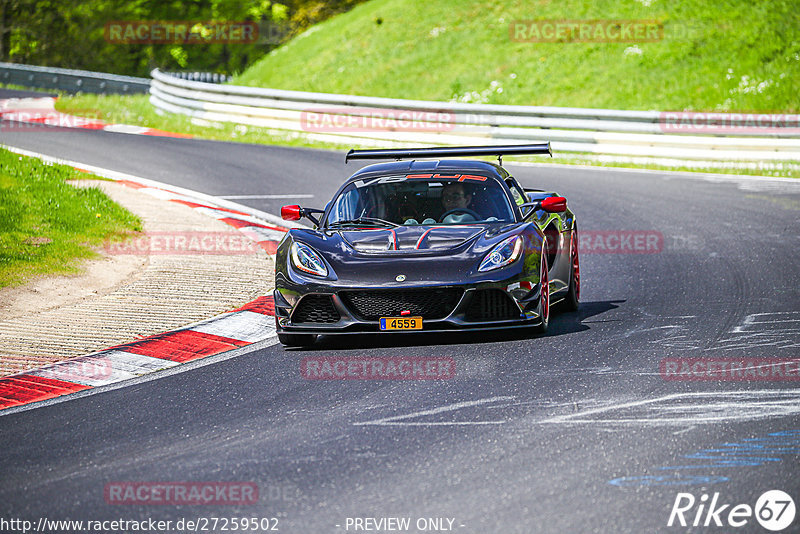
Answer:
[{"left": 0, "top": 0, "right": 367, "bottom": 76}]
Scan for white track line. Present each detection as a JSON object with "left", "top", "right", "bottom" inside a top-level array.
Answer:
[{"left": 218, "top": 194, "right": 314, "bottom": 199}]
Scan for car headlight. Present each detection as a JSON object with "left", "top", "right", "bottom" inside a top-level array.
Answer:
[
  {"left": 478, "top": 235, "right": 523, "bottom": 272},
  {"left": 291, "top": 242, "right": 328, "bottom": 277}
]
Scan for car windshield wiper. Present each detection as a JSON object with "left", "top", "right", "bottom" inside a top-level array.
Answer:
[{"left": 327, "top": 217, "right": 400, "bottom": 228}]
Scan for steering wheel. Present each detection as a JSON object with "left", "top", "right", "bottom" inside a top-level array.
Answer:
[{"left": 439, "top": 208, "right": 481, "bottom": 223}]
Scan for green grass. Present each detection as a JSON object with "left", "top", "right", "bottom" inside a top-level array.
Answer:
[
  {"left": 0, "top": 149, "right": 142, "bottom": 288},
  {"left": 235, "top": 0, "right": 799, "bottom": 112}
]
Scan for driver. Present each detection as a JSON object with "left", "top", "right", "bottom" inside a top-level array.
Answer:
[
  {"left": 440, "top": 182, "right": 478, "bottom": 223},
  {"left": 441, "top": 182, "right": 472, "bottom": 211}
]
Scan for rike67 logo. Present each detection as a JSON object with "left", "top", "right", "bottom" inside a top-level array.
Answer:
[{"left": 668, "top": 490, "right": 796, "bottom": 531}]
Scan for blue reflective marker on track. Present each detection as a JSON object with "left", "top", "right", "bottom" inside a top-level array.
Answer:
[{"left": 608, "top": 428, "right": 800, "bottom": 487}]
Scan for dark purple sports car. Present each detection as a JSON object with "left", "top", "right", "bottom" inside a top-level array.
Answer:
[{"left": 274, "top": 144, "right": 579, "bottom": 347}]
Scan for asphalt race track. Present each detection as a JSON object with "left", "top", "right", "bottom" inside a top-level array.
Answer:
[{"left": 1, "top": 99, "right": 799, "bottom": 533}]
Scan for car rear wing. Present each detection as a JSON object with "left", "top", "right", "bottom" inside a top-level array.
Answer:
[{"left": 345, "top": 143, "right": 552, "bottom": 165}]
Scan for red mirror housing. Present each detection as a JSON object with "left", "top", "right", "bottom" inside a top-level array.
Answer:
[
  {"left": 281, "top": 205, "right": 302, "bottom": 221},
  {"left": 540, "top": 196, "right": 567, "bottom": 213}
]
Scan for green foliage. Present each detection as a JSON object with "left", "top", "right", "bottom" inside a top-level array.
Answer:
[
  {"left": 0, "top": 148, "right": 141, "bottom": 287},
  {"left": 234, "top": 0, "right": 800, "bottom": 112},
  {"left": 0, "top": 0, "right": 367, "bottom": 77}
]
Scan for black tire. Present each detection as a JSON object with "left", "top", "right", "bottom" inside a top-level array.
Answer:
[
  {"left": 533, "top": 252, "right": 550, "bottom": 334},
  {"left": 561, "top": 228, "right": 580, "bottom": 312},
  {"left": 278, "top": 332, "right": 317, "bottom": 347}
]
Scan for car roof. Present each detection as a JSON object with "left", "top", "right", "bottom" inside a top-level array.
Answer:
[{"left": 345, "top": 159, "right": 510, "bottom": 183}]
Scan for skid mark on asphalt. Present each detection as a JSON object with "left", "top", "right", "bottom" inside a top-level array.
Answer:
[
  {"left": 653, "top": 335, "right": 704, "bottom": 350},
  {"left": 713, "top": 311, "right": 800, "bottom": 351},
  {"left": 538, "top": 390, "right": 800, "bottom": 426},
  {"left": 353, "top": 396, "right": 515, "bottom": 426},
  {"left": 636, "top": 310, "right": 800, "bottom": 352},
  {"left": 352, "top": 391, "right": 800, "bottom": 429},
  {"left": 732, "top": 311, "right": 800, "bottom": 331},
  {"left": 352, "top": 397, "right": 614, "bottom": 427},
  {"left": 630, "top": 312, "right": 705, "bottom": 350},
  {"left": 505, "top": 365, "right": 620, "bottom": 378},
  {"left": 596, "top": 309, "right": 704, "bottom": 351}
]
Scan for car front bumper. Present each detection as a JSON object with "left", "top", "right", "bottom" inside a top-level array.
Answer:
[{"left": 274, "top": 278, "right": 551, "bottom": 336}]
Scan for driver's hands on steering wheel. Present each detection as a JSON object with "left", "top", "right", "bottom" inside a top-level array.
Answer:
[{"left": 439, "top": 208, "right": 481, "bottom": 223}]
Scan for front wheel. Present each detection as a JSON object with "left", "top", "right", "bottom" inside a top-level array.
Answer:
[
  {"left": 533, "top": 252, "right": 550, "bottom": 334},
  {"left": 278, "top": 332, "right": 317, "bottom": 347}
]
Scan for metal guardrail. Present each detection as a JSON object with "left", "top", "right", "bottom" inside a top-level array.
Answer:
[
  {"left": 0, "top": 63, "right": 795, "bottom": 163},
  {"left": 149, "top": 69, "right": 800, "bottom": 162},
  {"left": 167, "top": 72, "right": 232, "bottom": 84},
  {"left": 0, "top": 62, "right": 150, "bottom": 95}
]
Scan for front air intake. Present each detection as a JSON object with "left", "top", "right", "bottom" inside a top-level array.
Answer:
[
  {"left": 340, "top": 288, "right": 463, "bottom": 321},
  {"left": 292, "top": 295, "right": 340, "bottom": 324},
  {"left": 465, "top": 289, "right": 521, "bottom": 321}
]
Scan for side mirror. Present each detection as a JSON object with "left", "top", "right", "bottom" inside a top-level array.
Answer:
[
  {"left": 281, "top": 205, "right": 302, "bottom": 221},
  {"left": 540, "top": 196, "right": 567, "bottom": 213},
  {"left": 519, "top": 196, "right": 568, "bottom": 216},
  {"left": 281, "top": 205, "right": 324, "bottom": 226}
]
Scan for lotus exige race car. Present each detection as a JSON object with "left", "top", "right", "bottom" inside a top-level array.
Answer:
[{"left": 274, "top": 144, "right": 579, "bottom": 347}]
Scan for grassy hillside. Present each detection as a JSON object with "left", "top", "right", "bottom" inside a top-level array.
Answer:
[
  {"left": 0, "top": 150, "right": 141, "bottom": 287},
  {"left": 234, "top": 0, "right": 799, "bottom": 112}
]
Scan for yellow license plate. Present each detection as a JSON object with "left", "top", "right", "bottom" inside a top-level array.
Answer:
[{"left": 379, "top": 316, "right": 423, "bottom": 331}]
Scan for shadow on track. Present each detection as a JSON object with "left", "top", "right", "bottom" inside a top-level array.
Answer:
[{"left": 283, "top": 299, "right": 625, "bottom": 351}]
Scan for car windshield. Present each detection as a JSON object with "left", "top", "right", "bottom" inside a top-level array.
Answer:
[{"left": 325, "top": 174, "right": 515, "bottom": 227}]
